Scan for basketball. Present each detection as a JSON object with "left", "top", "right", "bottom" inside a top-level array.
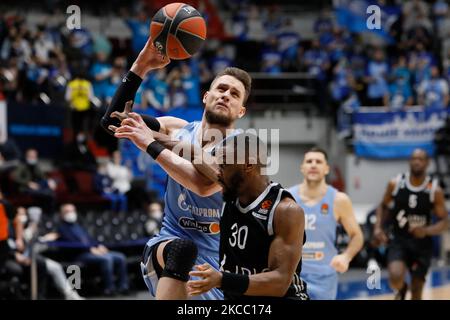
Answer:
[{"left": 150, "top": 2, "right": 207, "bottom": 60}]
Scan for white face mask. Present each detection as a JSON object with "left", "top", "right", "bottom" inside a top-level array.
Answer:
[
  {"left": 19, "top": 215, "right": 28, "bottom": 224},
  {"left": 26, "top": 158, "right": 38, "bottom": 165},
  {"left": 150, "top": 210, "right": 163, "bottom": 220},
  {"left": 64, "top": 211, "right": 77, "bottom": 223}
]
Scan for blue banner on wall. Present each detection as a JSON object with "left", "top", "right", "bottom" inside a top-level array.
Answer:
[{"left": 353, "top": 108, "right": 449, "bottom": 159}]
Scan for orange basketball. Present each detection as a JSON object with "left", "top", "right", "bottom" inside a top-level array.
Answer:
[{"left": 150, "top": 2, "right": 207, "bottom": 60}]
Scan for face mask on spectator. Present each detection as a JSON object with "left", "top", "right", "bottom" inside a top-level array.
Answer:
[
  {"left": 77, "top": 134, "right": 86, "bottom": 144},
  {"left": 26, "top": 158, "right": 38, "bottom": 165},
  {"left": 64, "top": 211, "right": 77, "bottom": 223},
  {"left": 19, "top": 215, "right": 28, "bottom": 224}
]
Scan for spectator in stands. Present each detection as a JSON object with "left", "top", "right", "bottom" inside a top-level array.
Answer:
[
  {"left": 0, "top": 191, "right": 49, "bottom": 299},
  {"left": 0, "top": 25, "right": 32, "bottom": 69},
  {"left": 144, "top": 201, "right": 163, "bottom": 237},
  {"left": 56, "top": 203, "right": 129, "bottom": 296},
  {"left": 388, "top": 56, "right": 413, "bottom": 110},
  {"left": 180, "top": 62, "right": 202, "bottom": 109},
  {"left": 62, "top": 30, "right": 91, "bottom": 72},
  {"left": 411, "top": 54, "right": 432, "bottom": 90},
  {"left": 60, "top": 132, "right": 97, "bottom": 171},
  {"left": 230, "top": 6, "right": 249, "bottom": 41},
  {"left": 260, "top": 36, "right": 282, "bottom": 74},
  {"left": 330, "top": 57, "right": 353, "bottom": 109},
  {"left": 209, "top": 47, "right": 233, "bottom": 76},
  {"left": 15, "top": 206, "right": 84, "bottom": 300},
  {"left": 11, "top": 148, "right": 56, "bottom": 214},
  {"left": 0, "top": 188, "right": 21, "bottom": 262},
  {"left": 303, "top": 39, "right": 330, "bottom": 110},
  {"left": 313, "top": 8, "right": 335, "bottom": 37},
  {"left": 33, "top": 24, "right": 59, "bottom": 66},
  {"left": 124, "top": 10, "right": 150, "bottom": 59},
  {"left": 142, "top": 69, "right": 170, "bottom": 111},
  {"left": 0, "top": 54, "right": 20, "bottom": 100},
  {"left": 94, "top": 161, "right": 127, "bottom": 213},
  {"left": 417, "top": 66, "right": 449, "bottom": 109},
  {"left": 23, "top": 55, "right": 50, "bottom": 104},
  {"left": 0, "top": 188, "right": 26, "bottom": 299},
  {"left": 262, "top": 5, "right": 283, "bottom": 36},
  {"left": 277, "top": 18, "right": 300, "bottom": 70},
  {"left": 106, "top": 151, "right": 132, "bottom": 200},
  {"left": 167, "top": 67, "right": 187, "bottom": 109},
  {"left": 337, "top": 90, "right": 361, "bottom": 140},
  {"left": 90, "top": 52, "right": 112, "bottom": 103},
  {"left": 103, "top": 57, "right": 127, "bottom": 107},
  {"left": 365, "top": 48, "right": 389, "bottom": 106},
  {"left": 403, "top": 0, "right": 430, "bottom": 33},
  {"left": 65, "top": 71, "right": 94, "bottom": 136},
  {"left": 432, "top": 0, "right": 448, "bottom": 36}
]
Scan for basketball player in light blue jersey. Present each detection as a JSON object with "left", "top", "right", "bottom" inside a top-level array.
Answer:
[
  {"left": 103, "top": 38, "right": 250, "bottom": 300},
  {"left": 288, "top": 147, "right": 363, "bottom": 300}
]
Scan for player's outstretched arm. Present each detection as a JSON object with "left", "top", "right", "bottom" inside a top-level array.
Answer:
[
  {"left": 331, "top": 192, "right": 364, "bottom": 273},
  {"left": 374, "top": 179, "right": 396, "bottom": 245},
  {"left": 101, "top": 38, "right": 170, "bottom": 135},
  {"left": 113, "top": 112, "right": 221, "bottom": 196},
  {"left": 244, "top": 200, "right": 305, "bottom": 296}
]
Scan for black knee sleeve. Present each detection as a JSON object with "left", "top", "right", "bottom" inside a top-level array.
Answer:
[{"left": 161, "top": 239, "right": 198, "bottom": 282}]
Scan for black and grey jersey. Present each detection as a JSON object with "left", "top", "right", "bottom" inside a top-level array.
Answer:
[
  {"left": 390, "top": 172, "right": 438, "bottom": 243},
  {"left": 219, "top": 182, "right": 308, "bottom": 300}
]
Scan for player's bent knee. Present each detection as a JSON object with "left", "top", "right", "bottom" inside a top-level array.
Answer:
[{"left": 161, "top": 239, "right": 198, "bottom": 282}]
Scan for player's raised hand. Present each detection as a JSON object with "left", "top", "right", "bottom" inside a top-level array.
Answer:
[
  {"left": 330, "top": 253, "right": 350, "bottom": 273},
  {"left": 187, "top": 263, "right": 222, "bottom": 296},
  {"left": 131, "top": 37, "right": 170, "bottom": 78},
  {"left": 113, "top": 112, "right": 155, "bottom": 152},
  {"left": 110, "top": 100, "right": 134, "bottom": 123}
]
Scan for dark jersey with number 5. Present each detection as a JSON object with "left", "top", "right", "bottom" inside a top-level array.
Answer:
[
  {"left": 219, "top": 182, "right": 308, "bottom": 300},
  {"left": 390, "top": 172, "right": 438, "bottom": 245}
]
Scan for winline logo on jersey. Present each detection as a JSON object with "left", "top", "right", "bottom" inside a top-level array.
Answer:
[
  {"left": 171, "top": 128, "right": 280, "bottom": 175},
  {"left": 178, "top": 217, "right": 220, "bottom": 234}
]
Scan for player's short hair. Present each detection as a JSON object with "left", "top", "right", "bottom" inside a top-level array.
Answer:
[
  {"left": 211, "top": 67, "right": 252, "bottom": 104},
  {"left": 411, "top": 148, "right": 429, "bottom": 160},
  {"left": 220, "top": 132, "right": 267, "bottom": 167},
  {"left": 305, "top": 146, "right": 328, "bottom": 162}
]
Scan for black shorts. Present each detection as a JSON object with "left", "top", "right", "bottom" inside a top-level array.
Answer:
[{"left": 386, "top": 237, "right": 432, "bottom": 280}]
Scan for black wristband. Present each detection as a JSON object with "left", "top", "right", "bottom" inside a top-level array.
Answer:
[
  {"left": 220, "top": 272, "right": 249, "bottom": 295},
  {"left": 146, "top": 141, "right": 165, "bottom": 160}
]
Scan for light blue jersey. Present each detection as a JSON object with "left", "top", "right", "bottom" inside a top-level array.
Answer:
[
  {"left": 144, "top": 121, "right": 234, "bottom": 300},
  {"left": 288, "top": 184, "right": 338, "bottom": 300}
]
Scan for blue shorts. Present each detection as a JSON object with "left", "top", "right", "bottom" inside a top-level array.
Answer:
[
  {"left": 140, "top": 241, "right": 223, "bottom": 300},
  {"left": 301, "top": 272, "right": 338, "bottom": 300}
]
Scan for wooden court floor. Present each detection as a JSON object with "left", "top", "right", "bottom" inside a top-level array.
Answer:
[{"left": 365, "top": 284, "right": 450, "bottom": 300}]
